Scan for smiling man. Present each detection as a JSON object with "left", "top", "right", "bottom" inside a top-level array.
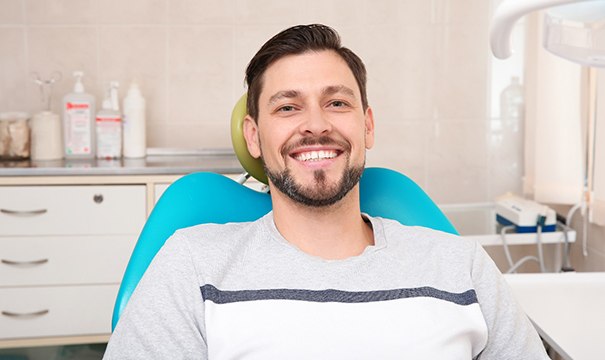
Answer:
[
  {"left": 104, "top": 24, "right": 549, "bottom": 359},
  {"left": 243, "top": 46, "right": 375, "bottom": 259}
]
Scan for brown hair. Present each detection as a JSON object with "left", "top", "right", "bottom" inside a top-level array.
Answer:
[{"left": 245, "top": 24, "right": 368, "bottom": 121}]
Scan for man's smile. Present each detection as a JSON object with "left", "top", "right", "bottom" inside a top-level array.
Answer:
[
  {"left": 282, "top": 135, "right": 350, "bottom": 170},
  {"left": 291, "top": 149, "right": 340, "bottom": 162}
]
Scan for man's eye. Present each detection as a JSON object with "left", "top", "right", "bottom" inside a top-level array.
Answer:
[
  {"left": 330, "top": 100, "right": 348, "bottom": 108},
  {"left": 277, "top": 105, "right": 295, "bottom": 112}
]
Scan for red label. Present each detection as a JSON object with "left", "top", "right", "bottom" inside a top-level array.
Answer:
[
  {"left": 67, "top": 102, "right": 89, "bottom": 110},
  {"left": 96, "top": 117, "right": 121, "bottom": 122}
]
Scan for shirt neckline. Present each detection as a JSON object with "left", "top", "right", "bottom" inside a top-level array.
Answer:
[{"left": 261, "top": 211, "right": 387, "bottom": 264}]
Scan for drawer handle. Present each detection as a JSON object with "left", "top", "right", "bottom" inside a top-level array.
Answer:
[
  {"left": 2, "top": 309, "right": 49, "bottom": 318},
  {"left": 1, "top": 258, "right": 49, "bottom": 266},
  {"left": 0, "top": 208, "right": 48, "bottom": 216}
]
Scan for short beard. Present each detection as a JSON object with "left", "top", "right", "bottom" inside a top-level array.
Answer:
[{"left": 264, "top": 162, "right": 364, "bottom": 208}]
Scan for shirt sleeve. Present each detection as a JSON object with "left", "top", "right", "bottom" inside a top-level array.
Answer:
[
  {"left": 103, "top": 232, "right": 207, "bottom": 360},
  {"left": 471, "top": 241, "right": 550, "bottom": 360}
]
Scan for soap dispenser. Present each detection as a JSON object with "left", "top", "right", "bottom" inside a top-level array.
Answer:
[{"left": 62, "top": 71, "right": 96, "bottom": 159}]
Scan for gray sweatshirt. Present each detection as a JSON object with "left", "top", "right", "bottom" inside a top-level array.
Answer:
[{"left": 104, "top": 212, "right": 549, "bottom": 359}]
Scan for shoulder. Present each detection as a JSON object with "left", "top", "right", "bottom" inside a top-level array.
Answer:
[
  {"left": 173, "top": 217, "right": 264, "bottom": 251},
  {"left": 372, "top": 216, "right": 480, "bottom": 273},
  {"left": 376, "top": 216, "right": 472, "bottom": 248}
]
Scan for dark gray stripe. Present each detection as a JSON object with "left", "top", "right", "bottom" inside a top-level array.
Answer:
[{"left": 200, "top": 285, "right": 477, "bottom": 306}]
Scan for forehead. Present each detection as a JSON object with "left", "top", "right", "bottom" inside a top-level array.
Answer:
[{"left": 259, "top": 50, "right": 360, "bottom": 100}]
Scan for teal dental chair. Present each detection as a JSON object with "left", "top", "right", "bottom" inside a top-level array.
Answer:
[{"left": 111, "top": 95, "right": 458, "bottom": 330}]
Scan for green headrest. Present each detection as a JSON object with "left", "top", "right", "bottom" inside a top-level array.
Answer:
[{"left": 230, "top": 93, "right": 268, "bottom": 184}]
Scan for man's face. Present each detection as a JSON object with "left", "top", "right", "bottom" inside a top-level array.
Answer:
[{"left": 244, "top": 50, "right": 374, "bottom": 207}]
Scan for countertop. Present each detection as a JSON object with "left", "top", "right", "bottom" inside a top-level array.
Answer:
[
  {"left": 504, "top": 272, "right": 605, "bottom": 360},
  {"left": 0, "top": 149, "right": 245, "bottom": 177}
]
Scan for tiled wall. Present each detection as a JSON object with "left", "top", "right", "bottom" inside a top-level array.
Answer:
[{"left": 0, "top": 0, "right": 513, "bottom": 204}]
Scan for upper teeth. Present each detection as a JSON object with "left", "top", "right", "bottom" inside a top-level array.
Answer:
[{"left": 296, "top": 150, "right": 337, "bottom": 161}]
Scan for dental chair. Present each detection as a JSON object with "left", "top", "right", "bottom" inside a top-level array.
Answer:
[{"left": 111, "top": 95, "right": 458, "bottom": 330}]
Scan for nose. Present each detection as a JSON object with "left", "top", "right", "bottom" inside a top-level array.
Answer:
[{"left": 300, "top": 105, "right": 332, "bottom": 135}]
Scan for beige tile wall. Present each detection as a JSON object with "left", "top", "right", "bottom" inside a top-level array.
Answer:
[{"left": 0, "top": 0, "right": 510, "bottom": 204}]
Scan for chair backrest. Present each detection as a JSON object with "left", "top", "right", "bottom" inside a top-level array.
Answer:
[{"left": 111, "top": 167, "right": 457, "bottom": 330}]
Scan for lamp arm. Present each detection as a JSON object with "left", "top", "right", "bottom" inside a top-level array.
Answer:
[{"left": 490, "top": 0, "right": 594, "bottom": 59}]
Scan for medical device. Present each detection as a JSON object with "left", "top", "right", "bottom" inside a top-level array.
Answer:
[
  {"left": 495, "top": 194, "right": 561, "bottom": 274},
  {"left": 495, "top": 193, "right": 557, "bottom": 233},
  {"left": 495, "top": 193, "right": 576, "bottom": 273}
]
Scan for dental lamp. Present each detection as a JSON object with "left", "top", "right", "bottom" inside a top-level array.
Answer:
[{"left": 491, "top": 0, "right": 605, "bottom": 67}]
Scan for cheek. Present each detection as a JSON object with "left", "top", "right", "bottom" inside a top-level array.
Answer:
[
  {"left": 259, "top": 127, "right": 292, "bottom": 154},
  {"left": 257, "top": 131, "right": 284, "bottom": 161}
]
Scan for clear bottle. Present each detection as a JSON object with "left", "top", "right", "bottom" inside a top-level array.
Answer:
[
  {"left": 62, "top": 71, "right": 96, "bottom": 159},
  {"left": 500, "top": 76, "right": 524, "bottom": 124},
  {"left": 122, "top": 82, "right": 146, "bottom": 158},
  {"left": 30, "top": 72, "right": 63, "bottom": 161},
  {"left": 96, "top": 82, "right": 122, "bottom": 159}
]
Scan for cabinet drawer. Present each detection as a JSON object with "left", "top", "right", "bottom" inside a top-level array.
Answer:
[
  {"left": 0, "top": 185, "right": 146, "bottom": 236},
  {"left": 0, "top": 235, "right": 136, "bottom": 287},
  {"left": 0, "top": 284, "right": 117, "bottom": 339}
]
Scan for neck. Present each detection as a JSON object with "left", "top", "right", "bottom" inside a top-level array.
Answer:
[{"left": 270, "top": 186, "right": 374, "bottom": 260}]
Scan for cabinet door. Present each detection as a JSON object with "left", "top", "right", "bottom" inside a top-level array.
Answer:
[
  {"left": 0, "top": 185, "right": 146, "bottom": 236},
  {"left": 0, "top": 235, "right": 136, "bottom": 287},
  {"left": 154, "top": 183, "right": 170, "bottom": 204},
  {"left": 0, "top": 285, "right": 118, "bottom": 339}
]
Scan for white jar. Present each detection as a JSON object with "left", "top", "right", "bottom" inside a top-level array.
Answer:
[{"left": 31, "top": 111, "right": 64, "bottom": 161}]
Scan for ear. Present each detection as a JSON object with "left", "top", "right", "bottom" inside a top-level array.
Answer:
[
  {"left": 364, "top": 107, "right": 375, "bottom": 150},
  {"left": 243, "top": 115, "right": 262, "bottom": 158}
]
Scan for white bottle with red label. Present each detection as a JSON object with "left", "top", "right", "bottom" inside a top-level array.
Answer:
[
  {"left": 62, "top": 71, "right": 96, "bottom": 159},
  {"left": 96, "top": 82, "right": 122, "bottom": 159}
]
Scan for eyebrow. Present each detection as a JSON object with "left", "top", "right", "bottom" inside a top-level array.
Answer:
[
  {"left": 267, "top": 85, "right": 356, "bottom": 106},
  {"left": 321, "top": 85, "right": 355, "bottom": 98},
  {"left": 268, "top": 90, "right": 301, "bottom": 106}
]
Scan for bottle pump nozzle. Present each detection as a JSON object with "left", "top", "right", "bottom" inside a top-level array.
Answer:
[
  {"left": 109, "top": 81, "right": 120, "bottom": 112},
  {"left": 73, "top": 71, "right": 85, "bottom": 93}
]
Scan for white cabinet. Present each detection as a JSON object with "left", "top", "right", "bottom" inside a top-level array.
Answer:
[
  {"left": 0, "top": 170, "right": 252, "bottom": 347},
  {"left": 0, "top": 185, "right": 146, "bottom": 343}
]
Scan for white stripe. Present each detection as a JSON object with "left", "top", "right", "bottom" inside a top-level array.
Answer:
[{"left": 206, "top": 297, "right": 488, "bottom": 360}]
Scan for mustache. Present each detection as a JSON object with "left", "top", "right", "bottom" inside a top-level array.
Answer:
[{"left": 281, "top": 135, "right": 351, "bottom": 156}]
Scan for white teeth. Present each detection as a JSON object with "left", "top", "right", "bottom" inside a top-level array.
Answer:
[{"left": 295, "top": 150, "right": 337, "bottom": 161}]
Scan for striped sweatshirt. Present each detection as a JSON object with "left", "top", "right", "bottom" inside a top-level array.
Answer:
[{"left": 104, "top": 212, "right": 549, "bottom": 360}]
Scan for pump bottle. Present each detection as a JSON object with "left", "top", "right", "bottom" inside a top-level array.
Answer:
[
  {"left": 62, "top": 71, "right": 96, "bottom": 159},
  {"left": 96, "top": 82, "right": 122, "bottom": 159}
]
